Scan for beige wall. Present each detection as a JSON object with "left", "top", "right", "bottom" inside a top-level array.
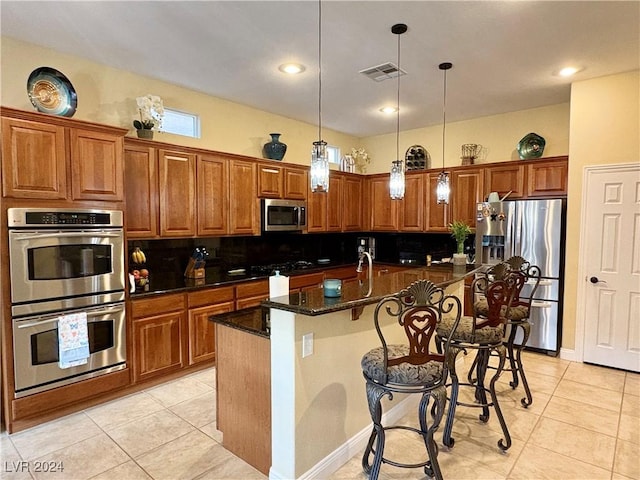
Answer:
[
  {"left": 361, "top": 103, "right": 570, "bottom": 173},
  {"left": 0, "top": 36, "right": 358, "bottom": 165},
  {"left": 563, "top": 70, "right": 640, "bottom": 350}
]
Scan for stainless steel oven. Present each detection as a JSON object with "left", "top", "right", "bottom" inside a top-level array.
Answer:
[
  {"left": 12, "top": 302, "right": 126, "bottom": 397},
  {"left": 7, "top": 208, "right": 127, "bottom": 397}
]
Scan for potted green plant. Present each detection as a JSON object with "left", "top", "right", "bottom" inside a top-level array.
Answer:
[
  {"left": 449, "top": 220, "right": 472, "bottom": 265},
  {"left": 133, "top": 94, "right": 164, "bottom": 139}
]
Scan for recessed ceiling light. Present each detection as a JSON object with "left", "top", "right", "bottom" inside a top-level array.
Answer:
[
  {"left": 379, "top": 106, "right": 398, "bottom": 114},
  {"left": 278, "top": 63, "right": 306, "bottom": 75},
  {"left": 557, "top": 66, "right": 583, "bottom": 77}
]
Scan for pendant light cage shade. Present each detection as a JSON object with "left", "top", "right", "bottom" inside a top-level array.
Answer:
[
  {"left": 311, "top": 140, "right": 329, "bottom": 193},
  {"left": 389, "top": 160, "right": 405, "bottom": 199},
  {"left": 437, "top": 61, "right": 452, "bottom": 205},
  {"left": 436, "top": 171, "right": 450, "bottom": 204},
  {"left": 388, "top": 23, "right": 407, "bottom": 200}
]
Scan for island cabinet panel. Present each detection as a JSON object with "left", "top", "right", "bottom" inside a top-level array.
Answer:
[
  {"left": 124, "top": 143, "right": 158, "bottom": 237},
  {"left": 197, "top": 154, "right": 228, "bottom": 236},
  {"left": 526, "top": 157, "right": 568, "bottom": 197},
  {"left": 341, "top": 174, "right": 364, "bottom": 231},
  {"left": 451, "top": 167, "right": 484, "bottom": 226},
  {"left": 484, "top": 163, "right": 525, "bottom": 199},
  {"left": 186, "top": 286, "right": 235, "bottom": 365},
  {"left": 283, "top": 165, "right": 308, "bottom": 200},
  {"left": 399, "top": 173, "right": 425, "bottom": 231},
  {"left": 70, "top": 129, "right": 124, "bottom": 201},
  {"left": 216, "top": 324, "right": 271, "bottom": 476},
  {"left": 257, "top": 163, "right": 283, "bottom": 198},
  {"left": 326, "top": 174, "right": 343, "bottom": 231},
  {"left": 369, "top": 175, "right": 399, "bottom": 231},
  {"left": 1, "top": 117, "right": 67, "bottom": 199},
  {"left": 425, "top": 172, "right": 449, "bottom": 232},
  {"left": 229, "top": 159, "right": 259, "bottom": 235},
  {"left": 158, "top": 149, "right": 197, "bottom": 237},
  {"left": 131, "top": 293, "right": 186, "bottom": 383}
]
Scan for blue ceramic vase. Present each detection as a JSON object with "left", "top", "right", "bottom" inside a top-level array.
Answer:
[{"left": 263, "top": 133, "right": 287, "bottom": 161}]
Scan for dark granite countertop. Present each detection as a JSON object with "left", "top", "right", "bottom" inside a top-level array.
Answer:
[
  {"left": 263, "top": 264, "right": 480, "bottom": 316},
  {"left": 208, "top": 306, "right": 270, "bottom": 339}
]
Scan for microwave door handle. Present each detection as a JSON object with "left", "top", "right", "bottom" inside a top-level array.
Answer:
[
  {"left": 17, "top": 306, "right": 124, "bottom": 328},
  {"left": 12, "top": 232, "right": 122, "bottom": 241}
]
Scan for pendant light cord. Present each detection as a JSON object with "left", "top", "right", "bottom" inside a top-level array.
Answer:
[
  {"left": 318, "top": 0, "right": 322, "bottom": 142},
  {"left": 442, "top": 67, "right": 447, "bottom": 171},
  {"left": 396, "top": 31, "right": 401, "bottom": 162}
]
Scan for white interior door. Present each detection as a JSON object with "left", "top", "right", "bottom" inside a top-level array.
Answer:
[{"left": 582, "top": 163, "right": 640, "bottom": 372}]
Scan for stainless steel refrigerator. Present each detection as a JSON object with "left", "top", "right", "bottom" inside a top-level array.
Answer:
[{"left": 475, "top": 199, "right": 565, "bottom": 355}]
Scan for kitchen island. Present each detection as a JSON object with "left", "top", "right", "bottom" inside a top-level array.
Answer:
[{"left": 211, "top": 264, "right": 477, "bottom": 479}]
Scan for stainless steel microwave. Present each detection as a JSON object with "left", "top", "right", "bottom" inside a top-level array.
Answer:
[{"left": 261, "top": 199, "right": 306, "bottom": 232}]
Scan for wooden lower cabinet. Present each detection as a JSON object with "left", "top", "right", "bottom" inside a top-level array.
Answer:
[
  {"left": 235, "top": 279, "right": 269, "bottom": 309},
  {"left": 216, "top": 323, "right": 271, "bottom": 476}
]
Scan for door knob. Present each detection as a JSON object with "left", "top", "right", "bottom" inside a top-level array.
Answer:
[{"left": 589, "top": 276, "right": 606, "bottom": 284}]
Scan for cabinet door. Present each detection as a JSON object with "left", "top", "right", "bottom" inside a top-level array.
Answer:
[
  {"left": 158, "top": 149, "right": 196, "bottom": 237},
  {"left": 526, "top": 158, "right": 568, "bottom": 197},
  {"left": 399, "top": 173, "right": 425, "bottom": 231},
  {"left": 1, "top": 117, "right": 67, "bottom": 199},
  {"left": 187, "top": 301, "right": 234, "bottom": 365},
  {"left": 370, "top": 175, "right": 398, "bottom": 231},
  {"left": 197, "top": 154, "right": 228, "bottom": 235},
  {"left": 283, "top": 166, "right": 308, "bottom": 200},
  {"left": 307, "top": 187, "right": 327, "bottom": 232},
  {"left": 451, "top": 168, "right": 483, "bottom": 226},
  {"left": 257, "top": 164, "right": 283, "bottom": 198},
  {"left": 229, "top": 159, "right": 259, "bottom": 235},
  {"left": 124, "top": 143, "right": 158, "bottom": 237},
  {"left": 484, "top": 163, "right": 525, "bottom": 199},
  {"left": 342, "top": 175, "right": 363, "bottom": 231},
  {"left": 70, "top": 129, "right": 124, "bottom": 201},
  {"left": 326, "top": 174, "right": 342, "bottom": 232},
  {"left": 132, "top": 312, "right": 184, "bottom": 382},
  {"left": 425, "top": 172, "right": 449, "bottom": 232}
]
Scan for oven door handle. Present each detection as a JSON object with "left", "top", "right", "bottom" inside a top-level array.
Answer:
[
  {"left": 16, "top": 306, "right": 124, "bottom": 329},
  {"left": 12, "top": 232, "right": 122, "bottom": 241}
]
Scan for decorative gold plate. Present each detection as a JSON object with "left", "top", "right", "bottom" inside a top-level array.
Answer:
[{"left": 27, "top": 67, "right": 77, "bottom": 117}]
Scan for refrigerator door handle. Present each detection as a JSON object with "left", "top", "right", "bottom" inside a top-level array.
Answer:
[{"left": 531, "top": 300, "right": 552, "bottom": 308}]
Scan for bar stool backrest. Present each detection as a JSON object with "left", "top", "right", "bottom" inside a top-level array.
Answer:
[{"left": 471, "top": 274, "right": 518, "bottom": 331}]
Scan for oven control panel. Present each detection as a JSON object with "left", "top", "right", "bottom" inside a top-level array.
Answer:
[{"left": 8, "top": 208, "right": 123, "bottom": 228}]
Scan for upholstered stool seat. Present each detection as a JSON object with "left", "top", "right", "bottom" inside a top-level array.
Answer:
[
  {"left": 361, "top": 280, "right": 462, "bottom": 480},
  {"left": 437, "top": 316, "right": 504, "bottom": 344},
  {"left": 474, "top": 298, "right": 529, "bottom": 321},
  {"left": 361, "top": 345, "right": 443, "bottom": 385}
]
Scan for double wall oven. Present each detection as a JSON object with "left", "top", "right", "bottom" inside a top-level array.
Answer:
[{"left": 8, "top": 208, "right": 126, "bottom": 398}]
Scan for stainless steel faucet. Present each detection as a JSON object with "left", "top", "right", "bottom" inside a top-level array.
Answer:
[{"left": 356, "top": 251, "right": 373, "bottom": 286}]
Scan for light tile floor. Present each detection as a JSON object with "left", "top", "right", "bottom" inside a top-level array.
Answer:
[{"left": 1, "top": 352, "right": 638, "bottom": 480}]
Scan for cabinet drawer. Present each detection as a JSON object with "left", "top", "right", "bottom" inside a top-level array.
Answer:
[
  {"left": 289, "top": 272, "right": 324, "bottom": 290},
  {"left": 235, "top": 280, "right": 269, "bottom": 299},
  {"left": 188, "top": 286, "right": 235, "bottom": 308},
  {"left": 131, "top": 293, "right": 185, "bottom": 318}
]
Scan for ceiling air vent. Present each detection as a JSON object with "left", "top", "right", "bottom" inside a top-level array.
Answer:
[{"left": 359, "top": 62, "right": 407, "bottom": 82}]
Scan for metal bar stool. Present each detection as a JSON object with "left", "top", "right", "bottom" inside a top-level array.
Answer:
[
  {"left": 436, "top": 274, "right": 518, "bottom": 452},
  {"left": 361, "top": 280, "right": 462, "bottom": 480}
]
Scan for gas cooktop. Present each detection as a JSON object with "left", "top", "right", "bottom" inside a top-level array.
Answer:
[{"left": 249, "top": 260, "right": 316, "bottom": 275}]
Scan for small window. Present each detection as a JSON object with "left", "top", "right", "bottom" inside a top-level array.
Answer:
[
  {"left": 161, "top": 108, "right": 200, "bottom": 138},
  {"left": 327, "top": 145, "right": 341, "bottom": 165}
]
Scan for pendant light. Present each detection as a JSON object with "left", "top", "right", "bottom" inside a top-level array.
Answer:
[
  {"left": 310, "top": 0, "right": 329, "bottom": 193},
  {"left": 436, "top": 62, "right": 452, "bottom": 204},
  {"left": 389, "top": 23, "right": 407, "bottom": 200}
]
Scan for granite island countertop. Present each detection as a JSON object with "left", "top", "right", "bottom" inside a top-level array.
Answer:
[{"left": 263, "top": 263, "right": 479, "bottom": 316}]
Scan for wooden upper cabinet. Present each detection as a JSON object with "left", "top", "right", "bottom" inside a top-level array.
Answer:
[
  {"left": 425, "top": 172, "right": 449, "bottom": 232},
  {"left": 369, "top": 175, "right": 398, "bottom": 231},
  {"left": 283, "top": 165, "right": 308, "bottom": 200},
  {"left": 158, "top": 148, "right": 196, "bottom": 237},
  {"left": 197, "top": 154, "right": 228, "bottom": 236},
  {"left": 257, "top": 163, "right": 283, "bottom": 198},
  {"left": 484, "top": 163, "right": 525, "bottom": 199},
  {"left": 326, "top": 174, "right": 342, "bottom": 232},
  {"left": 1, "top": 117, "right": 67, "bottom": 199},
  {"left": 451, "top": 167, "right": 483, "bottom": 226},
  {"left": 124, "top": 143, "right": 158, "bottom": 238},
  {"left": 399, "top": 173, "right": 425, "bottom": 231},
  {"left": 342, "top": 174, "right": 363, "bottom": 231},
  {"left": 70, "top": 129, "right": 124, "bottom": 201},
  {"left": 526, "top": 157, "right": 568, "bottom": 197},
  {"left": 229, "top": 159, "right": 259, "bottom": 235},
  {"left": 306, "top": 187, "right": 327, "bottom": 232}
]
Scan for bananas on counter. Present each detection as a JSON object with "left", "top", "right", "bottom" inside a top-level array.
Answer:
[{"left": 131, "top": 246, "right": 146, "bottom": 265}]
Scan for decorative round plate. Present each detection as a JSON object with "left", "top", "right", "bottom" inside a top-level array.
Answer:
[
  {"left": 517, "top": 132, "right": 545, "bottom": 159},
  {"left": 27, "top": 67, "right": 77, "bottom": 117}
]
